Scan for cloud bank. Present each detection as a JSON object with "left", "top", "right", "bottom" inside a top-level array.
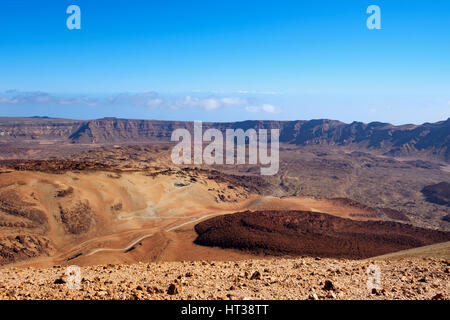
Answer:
[
  {"left": 0, "top": 90, "right": 99, "bottom": 106},
  {"left": 0, "top": 90, "right": 280, "bottom": 114}
]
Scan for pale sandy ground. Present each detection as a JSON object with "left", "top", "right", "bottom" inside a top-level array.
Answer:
[
  {"left": 1, "top": 169, "right": 384, "bottom": 268},
  {"left": 1, "top": 168, "right": 448, "bottom": 300},
  {"left": 373, "top": 242, "right": 450, "bottom": 261},
  {"left": 0, "top": 256, "right": 449, "bottom": 300}
]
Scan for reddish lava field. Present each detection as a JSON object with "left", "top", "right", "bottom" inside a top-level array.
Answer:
[{"left": 194, "top": 210, "right": 450, "bottom": 259}]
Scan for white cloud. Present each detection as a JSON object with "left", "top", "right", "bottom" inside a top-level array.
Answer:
[
  {"left": 245, "top": 104, "right": 280, "bottom": 114},
  {"left": 200, "top": 98, "right": 221, "bottom": 110},
  {"left": 0, "top": 96, "right": 17, "bottom": 104},
  {"left": 262, "top": 104, "right": 277, "bottom": 113},
  {"left": 0, "top": 91, "right": 99, "bottom": 106},
  {"left": 245, "top": 106, "right": 260, "bottom": 113},
  {"left": 220, "top": 97, "right": 247, "bottom": 106},
  {"left": 0, "top": 90, "right": 282, "bottom": 114},
  {"left": 109, "top": 92, "right": 159, "bottom": 106},
  {"left": 172, "top": 96, "right": 250, "bottom": 111},
  {"left": 176, "top": 96, "right": 221, "bottom": 110},
  {"left": 146, "top": 98, "right": 162, "bottom": 108},
  {"left": 237, "top": 90, "right": 280, "bottom": 95}
]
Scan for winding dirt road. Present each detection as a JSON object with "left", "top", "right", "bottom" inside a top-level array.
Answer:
[{"left": 83, "top": 213, "right": 218, "bottom": 258}]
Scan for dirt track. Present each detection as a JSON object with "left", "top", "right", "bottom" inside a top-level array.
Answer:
[
  {"left": 1, "top": 167, "right": 395, "bottom": 267},
  {"left": 85, "top": 213, "right": 217, "bottom": 257}
]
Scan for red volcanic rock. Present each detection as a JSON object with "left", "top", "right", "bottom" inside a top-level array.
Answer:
[
  {"left": 379, "top": 207, "right": 410, "bottom": 222},
  {"left": 0, "top": 159, "right": 114, "bottom": 173},
  {"left": 194, "top": 210, "right": 450, "bottom": 259}
]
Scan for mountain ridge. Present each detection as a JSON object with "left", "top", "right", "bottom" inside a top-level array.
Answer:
[{"left": 0, "top": 117, "right": 449, "bottom": 161}]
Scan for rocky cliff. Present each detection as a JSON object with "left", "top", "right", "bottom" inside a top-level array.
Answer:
[{"left": 0, "top": 117, "right": 449, "bottom": 161}]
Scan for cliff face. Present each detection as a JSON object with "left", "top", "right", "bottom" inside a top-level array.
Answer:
[
  {"left": 68, "top": 119, "right": 187, "bottom": 143},
  {"left": 0, "top": 117, "right": 81, "bottom": 141},
  {"left": 0, "top": 117, "right": 449, "bottom": 161}
]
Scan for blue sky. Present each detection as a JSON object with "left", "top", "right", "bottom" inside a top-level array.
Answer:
[{"left": 0, "top": 0, "right": 449, "bottom": 124}]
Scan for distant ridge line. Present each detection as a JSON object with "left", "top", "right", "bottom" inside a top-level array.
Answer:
[{"left": 0, "top": 117, "right": 449, "bottom": 161}]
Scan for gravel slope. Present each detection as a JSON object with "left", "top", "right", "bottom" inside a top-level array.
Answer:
[{"left": 0, "top": 257, "right": 448, "bottom": 300}]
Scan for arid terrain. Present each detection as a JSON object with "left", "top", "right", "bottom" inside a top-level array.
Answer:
[
  {"left": 0, "top": 117, "right": 449, "bottom": 300},
  {"left": 194, "top": 211, "right": 450, "bottom": 259},
  {"left": 1, "top": 162, "right": 403, "bottom": 267},
  {"left": 0, "top": 255, "right": 449, "bottom": 300}
]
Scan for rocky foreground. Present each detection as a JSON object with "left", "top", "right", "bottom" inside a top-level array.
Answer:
[{"left": 0, "top": 257, "right": 449, "bottom": 300}]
